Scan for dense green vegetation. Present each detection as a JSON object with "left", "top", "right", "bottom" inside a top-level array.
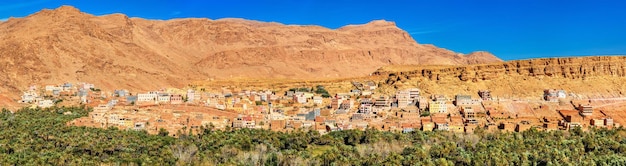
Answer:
[
  {"left": 2, "top": 107, "right": 626, "bottom": 165},
  {"left": 314, "top": 85, "right": 331, "bottom": 98},
  {"left": 288, "top": 85, "right": 331, "bottom": 98},
  {"left": 288, "top": 87, "right": 312, "bottom": 93}
]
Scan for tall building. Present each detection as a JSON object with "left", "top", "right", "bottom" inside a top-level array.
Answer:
[
  {"left": 429, "top": 101, "right": 447, "bottom": 114},
  {"left": 407, "top": 88, "right": 420, "bottom": 99},
  {"left": 186, "top": 89, "right": 195, "bottom": 103}
]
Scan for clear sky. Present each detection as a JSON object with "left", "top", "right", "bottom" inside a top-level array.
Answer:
[{"left": 1, "top": 0, "right": 625, "bottom": 60}]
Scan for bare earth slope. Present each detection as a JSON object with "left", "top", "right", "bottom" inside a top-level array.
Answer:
[{"left": 0, "top": 6, "right": 499, "bottom": 100}]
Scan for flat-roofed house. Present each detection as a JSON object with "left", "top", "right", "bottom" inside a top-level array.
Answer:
[
  {"left": 137, "top": 92, "right": 158, "bottom": 102},
  {"left": 461, "top": 106, "right": 475, "bottom": 119},
  {"left": 421, "top": 117, "right": 434, "bottom": 131},
  {"left": 157, "top": 93, "right": 171, "bottom": 103},
  {"left": 38, "top": 100, "right": 54, "bottom": 108},
  {"left": 557, "top": 90, "right": 567, "bottom": 98},
  {"left": 186, "top": 89, "right": 196, "bottom": 103},
  {"left": 432, "top": 116, "right": 448, "bottom": 131},
  {"left": 417, "top": 97, "right": 429, "bottom": 110},
  {"left": 455, "top": 94, "right": 481, "bottom": 106},
  {"left": 578, "top": 104, "right": 593, "bottom": 117},
  {"left": 293, "top": 94, "right": 307, "bottom": 104},
  {"left": 374, "top": 96, "right": 391, "bottom": 107},
  {"left": 407, "top": 88, "right": 420, "bottom": 99},
  {"left": 170, "top": 94, "right": 183, "bottom": 104},
  {"left": 313, "top": 96, "right": 323, "bottom": 105},
  {"left": 359, "top": 103, "right": 373, "bottom": 114},
  {"left": 396, "top": 90, "right": 412, "bottom": 108},
  {"left": 429, "top": 101, "right": 447, "bottom": 114},
  {"left": 21, "top": 91, "right": 37, "bottom": 103}
]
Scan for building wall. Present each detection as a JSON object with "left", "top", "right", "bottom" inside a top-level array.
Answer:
[
  {"left": 429, "top": 101, "right": 447, "bottom": 113},
  {"left": 137, "top": 93, "right": 157, "bottom": 102}
]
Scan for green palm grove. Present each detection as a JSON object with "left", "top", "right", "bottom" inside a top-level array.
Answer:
[{"left": 1, "top": 106, "right": 626, "bottom": 165}]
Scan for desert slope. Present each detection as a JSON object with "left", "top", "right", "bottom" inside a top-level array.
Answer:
[{"left": 0, "top": 5, "right": 499, "bottom": 99}]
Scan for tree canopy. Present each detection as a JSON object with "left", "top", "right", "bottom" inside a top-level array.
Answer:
[{"left": 2, "top": 106, "right": 626, "bottom": 165}]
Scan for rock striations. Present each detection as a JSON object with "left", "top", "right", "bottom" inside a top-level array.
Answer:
[
  {"left": 376, "top": 56, "right": 626, "bottom": 98},
  {"left": 0, "top": 5, "right": 499, "bottom": 96},
  {"left": 377, "top": 56, "right": 626, "bottom": 83}
]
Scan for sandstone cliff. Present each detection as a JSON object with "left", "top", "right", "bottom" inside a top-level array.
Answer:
[
  {"left": 0, "top": 5, "right": 500, "bottom": 100},
  {"left": 375, "top": 56, "right": 626, "bottom": 98}
]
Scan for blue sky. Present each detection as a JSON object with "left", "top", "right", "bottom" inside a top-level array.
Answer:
[{"left": 1, "top": 0, "right": 625, "bottom": 60}]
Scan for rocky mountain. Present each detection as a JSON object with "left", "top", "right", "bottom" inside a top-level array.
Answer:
[
  {"left": 0, "top": 5, "right": 500, "bottom": 101},
  {"left": 375, "top": 56, "right": 626, "bottom": 98}
]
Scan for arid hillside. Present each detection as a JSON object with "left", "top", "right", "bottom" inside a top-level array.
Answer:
[
  {"left": 0, "top": 5, "right": 500, "bottom": 100},
  {"left": 374, "top": 56, "right": 626, "bottom": 99}
]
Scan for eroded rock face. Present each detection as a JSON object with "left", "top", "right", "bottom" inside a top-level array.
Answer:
[
  {"left": 0, "top": 5, "right": 501, "bottom": 98},
  {"left": 377, "top": 56, "right": 626, "bottom": 85}
]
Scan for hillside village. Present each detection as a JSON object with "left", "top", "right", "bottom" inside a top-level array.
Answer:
[{"left": 16, "top": 81, "right": 625, "bottom": 136}]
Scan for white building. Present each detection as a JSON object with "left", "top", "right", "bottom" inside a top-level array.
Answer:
[
  {"left": 157, "top": 93, "right": 171, "bottom": 103},
  {"left": 194, "top": 93, "right": 202, "bottom": 102},
  {"left": 80, "top": 96, "right": 88, "bottom": 103},
  {"left": 252, "top": 94, "right": 261, "bottom": 102},
  {"left": 45, "top": 85, "right": 56, "bottom": 91},
  {"left": 21, "top": 91, "right": 38, "bottom": 103},
  {"left": 294, "top": 94, "right": 307, "bottom": 104},
  {"left": 137, "top": 91, "right": 159, "bottom": 102},
  {"left": 28, "top": 85, "right": 37, "bottom": 91},
  {"left": 396, "top": 90, "right": 413, "bottom": 108},
  {"left": 108, "top": 114, "right": 120, "bottom": 126},
  {"left": 215, "top": 104, "right": 226, "bottom": 110},
  {"left": 62, "top": 83, "right": 73, "bottom": 91},
  {"left": 435, "top": 123, "right": 449, "bottom": 131},
  {"left": 260, "top": 93, "right": 268, "bottom": 101},
  {"left": 557, "top": 90, "right": 567, "bottom": 98},
  {"left": 187, "top": 89, "right": 196, "bottom": 103},
  {"left": 358, "top": 104, "right": 373, "bottom": 114},
  {"left": 364, "top": 81, "right": 377, "bottom": 90},
  {"left": 82, "top": 83, "right": 95, "bottom": 90},
  {"left": 407, "top": 88, "right": 420, "bottom": 99},
  {"left": 303, "top": 92, "right": 315, "bottom": 99},
  {"left": 38, "top": 100, "right": 54, "bottom": 108},
  {"left": 107, "top": 99, "right": 118, "bottom": 107},
  {"left": 313, "top": 96, "right": 323, "bottom": 105},
  {"left": 270, "top": 94, "right": 279, "bottom": 101},
  {"left": 270, "top": 112, "right": 285, "bottom": 120},
  {"left": 93, "top": 104, "right": 112, "bottom": 112},
  {"left": 374, "top": 96, "right": 391, "bottom": 107},
  {"left": 455, "top": 95, "right": 481, "bottom": 106}
]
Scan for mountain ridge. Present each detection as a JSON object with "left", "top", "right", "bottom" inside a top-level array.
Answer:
[{"left": 0, "top": 5, "right": 501, "bottom": 102}]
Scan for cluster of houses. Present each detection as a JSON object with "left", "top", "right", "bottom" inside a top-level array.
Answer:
[
  {"left": 70, "top": 104, "right": 238, "bottom": 136},
  {"left": 20, "top": 83, "right": 101, "bottom": 108},
  {"left": 22, "top": 81, "right": 621, "bottom": 135}
]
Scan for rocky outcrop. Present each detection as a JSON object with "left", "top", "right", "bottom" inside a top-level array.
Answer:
[{"left": 377, "top": 56, "right": 626, "bottom": 85}]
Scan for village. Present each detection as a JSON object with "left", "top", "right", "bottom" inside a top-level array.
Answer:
[{"left": 16, "top": 81, "right": 626, "bottom": 136}]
